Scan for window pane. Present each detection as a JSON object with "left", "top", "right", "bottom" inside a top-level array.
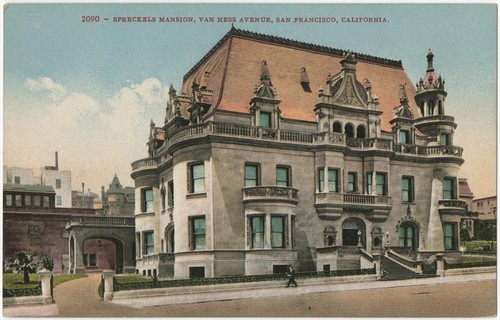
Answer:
[
  {"left": 245, "top": 165, "right": 258, "bottom": 187},
  {"left": 193, "top": 179, "right": 205, "bottom": 193},
  {"left": 25, "top": 195, "right": 31, "bottom": 206},
  {"left": 191, "top": 164, "right": 205, "bottom": 193},
  {"left": 440, "top": 134, "right": 448, "bottom": 146},
  {"left": 15, "top": 195, "right": 22, "bottom": 206},
  {"left": 34, "top": 196, "right": 41, "bottom": 206},
  {"left": 193, "top": 218, "right": 206, "bottom": 250},
  {"left": 399, "top": 131, "right": 408, "bottom": 144},
  {"left": 260, "top": 112, "right": 271, "bottom": 128},
  {"left": 276, "top": 167, "right": 289, "bottom": 187},
  {"left": 366, "top": 173, "right": 373, "bottom": 194},
  {"left": 402, "top": 178, "right": 410, "bottom": 202},
  {"left": 43, "top": 196, "right": 50, "bottom": 207},
  {"left": 192, "top": 164, "right": 204, "bottom": 179},
  {"left": 376, "top": 173, "right": 386, "bottom": 196},
  {"left": 56, "top": 196, "right": 62, "bottom": 206},
  {"left": 348, "top": 173, "right": 356, "bottom": 192},
  {"left": 443, "top": 179, "right": 454, "bottom": 199},
  {"left": 145, "top": 232, "right": 154, "bottom": 254},
  {"left": 6, "top": 194, "right": 12, "bottom": 206},
  {"left": 444, "top": 224, "right": 454, "bottom": 250},
  {"left": 252, "top": 217, "right": 264, "bottom": 248},
  {"left": 144, "top": 189, "right": 154, "bottom": 212},
  {"left": 328, "top": 169, "right": 338, "bottom": 192},
  {"left": 399, "top": 228, "right": 405, "bottom": 247},
  {"left": 318, "top": 169, "right": 324, "bottom": 192},
  {"left": 271, "top": 216, "right": 284, "bottom": 248}
]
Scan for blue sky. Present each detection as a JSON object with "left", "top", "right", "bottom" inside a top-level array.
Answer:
[{"left": 3, "top": 3, "right": 497, "bottom": 198}]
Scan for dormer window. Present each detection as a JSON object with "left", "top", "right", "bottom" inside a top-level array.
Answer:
[
  {"left": 399, "top": 130, "right": 410, "bottom": 144},
  {"left": 260, "top": 112, "right": 272, "bottom": 128}
]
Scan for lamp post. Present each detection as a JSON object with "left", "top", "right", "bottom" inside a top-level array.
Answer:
[{"left": 357, "top": 230, "right": 363, "bottom": 247}]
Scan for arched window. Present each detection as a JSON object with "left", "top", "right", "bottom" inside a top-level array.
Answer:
[
  {"left": 333, "top": 121, "right": 342, "bottom": 133},
  {"left": 345, "top": 123, "right": 355, "bottom": 138},
  {"left": 356, "top": 125, "right": 366, "bottom": 138},
  {"left": 428, "top": 100, "right": 435, "bottom": 116},
  {"left": 399, "top": 222, "right": 418, "bottom": 250}
]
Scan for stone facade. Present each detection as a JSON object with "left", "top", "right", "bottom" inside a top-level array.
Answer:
[{"left": 131, "top": 28, "right": 471, "bottom": 278}]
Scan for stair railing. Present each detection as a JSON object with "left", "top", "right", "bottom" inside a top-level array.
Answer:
[{"left": 387, "top": 249, "right": 423, "bottom": 274}]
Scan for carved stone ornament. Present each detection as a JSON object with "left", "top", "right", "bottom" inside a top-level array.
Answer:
[
  {"left": 334, "top": 78, "right": 363, "bottom": 106},
  {"left": 396, "top": 205, "right": 421, "bottom": 232}
]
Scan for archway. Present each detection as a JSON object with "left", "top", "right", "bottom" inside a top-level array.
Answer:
[
  {"left": 82, "top": 237, "right": 124, "bottom": 273},
  {"left": 398, "top": 222, "right": 419, "bottom": 251},
  {"left": 342, "top": 218, "right": 365, "bottom": 246},
  {"left": 165, "top": 223, "right": 175, "bottom": 253},
  {"left": 333, "top": 121, "right": 342, "bottom": 133},
  {"left": 356, "top": 125, "right": 366, "bottom": 138},
  {"left": 345, "top": 123, "right": 355, "bottom": 138}
]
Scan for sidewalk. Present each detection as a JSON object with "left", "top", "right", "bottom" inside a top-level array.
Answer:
[
  {"left": 2, "top": 272, "right": 496, "bottom": 317},
  {"left": 111, "top": 272, "right": 496, "bottom": 308}
]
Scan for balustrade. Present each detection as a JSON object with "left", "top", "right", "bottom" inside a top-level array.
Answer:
[
  {"left": 162, "top": 121, "right": 462, "bottom": 159},
  {"left": 243, "top": 186, "right": 299, "bottom": 204},
  {"left": 68, "top": 216, "right": 135, "bottom": 227}
]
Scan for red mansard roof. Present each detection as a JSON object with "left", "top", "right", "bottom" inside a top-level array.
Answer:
[{"left": 180, "top": 27, "right": 419, "bottom": 132}]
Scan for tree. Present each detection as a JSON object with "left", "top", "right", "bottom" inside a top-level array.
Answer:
[
  {"left": 9, "top": 250, "right": 39, "bottom": 284},
  {"left": 474, "top": 220, "right": 497, "bottom": 250},
  {"left": 460, "top": 228, "right": 471, "bottom": 242}
]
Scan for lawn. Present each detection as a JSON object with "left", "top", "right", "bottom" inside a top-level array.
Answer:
[
  {"left": 114, "top": 274, "right": 153, "bottom": 284},
  {"left": 460, "top": 255, "right": 497, "bottom": 263},
  {"left": 462, "top": 240, "right": 496, "bottom": 253},
  {"left": 3, "top": 273, "right": 88, "bottom": 290}
]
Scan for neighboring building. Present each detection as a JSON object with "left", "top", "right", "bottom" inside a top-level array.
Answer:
[
  {"left": 472, "top": 196, "right": 497, "bottom": 221},
  {"left": 4, "top": 152, "right": 72, "bottom": 208},
  {"left": 131, "top": 27, "right": 471, "bottom": 278},
  {"left": 100, "top": 175, "right": 135, "bottom": 216},
  {"left": 72, "top": 189, "right": 101, "bottom": 209},
  {"left": 458, "top": 178, "right": 476, "bottom": 238},
  {"left": 3, "top": 183, "right": 96, "bottom": 272}
]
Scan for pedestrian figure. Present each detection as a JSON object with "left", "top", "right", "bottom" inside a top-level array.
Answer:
[{"left": 286, "top": 264, "right": 297, "bottom": 287}]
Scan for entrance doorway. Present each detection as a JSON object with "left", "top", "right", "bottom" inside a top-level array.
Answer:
[{"left": 342, "top": 218, "right": 365, "bottom": 246}]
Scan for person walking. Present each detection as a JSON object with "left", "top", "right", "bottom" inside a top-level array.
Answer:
[{"left": 286, "top": 264, "right": 297, "bottom": 287}]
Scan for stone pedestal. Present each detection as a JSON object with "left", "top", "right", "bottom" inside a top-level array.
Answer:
[
  {"left": 436, "top": 253, "right": 445, "bottom": 277},
  {"left": 102, "top": 270, "right": 115, "bottom": 301},
  {"left": 372, "top": 253, "right": 382, "bottom": 279},
  {"left": 39, "top": 269, "right": 53, "bottom": 304}
]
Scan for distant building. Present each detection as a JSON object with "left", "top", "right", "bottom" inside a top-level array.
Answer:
[
  {"left": 458, "top": 178, "right": 476, "bottom": 238},
  {"left": 101, "top": 175, "right": 135, "bottom": 216},
  {"left": 3, "top": 152, "right": 72, "bottom": 208},
  {"left": 72, "top": 189, "right": 101, "bottom": 209},
  {"left": 472, "top": 196, "right": 497, "bottom": 221},
  {"left": 3, "top": 183, "right": 96, "bottom": 272}
]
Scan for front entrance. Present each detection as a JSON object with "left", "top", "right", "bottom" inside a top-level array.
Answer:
[{"left": 342, "top": 218, "right": 365, "bottom": 246}]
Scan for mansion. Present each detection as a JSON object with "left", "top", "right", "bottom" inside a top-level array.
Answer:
[{"left": 131, "top": 27, "right": 472, "bottom": 278}]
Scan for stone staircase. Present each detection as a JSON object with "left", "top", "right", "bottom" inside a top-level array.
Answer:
[{"left": 380, "top": 255, "right": 419, "bottom": 280}]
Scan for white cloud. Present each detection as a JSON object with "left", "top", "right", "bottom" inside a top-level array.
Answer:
[
  {"left": 25, "top": 77, "right": 66, "bottom": 102},
  {"left": 6, "top": 77, "right": 169, "bottom": 193}
]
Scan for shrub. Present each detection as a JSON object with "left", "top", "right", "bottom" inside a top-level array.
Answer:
[
  {"left": 40, "top": 256, "right": 54, "bottom": 271},
  {"left": 422, "top": 260, "right": 437, "bottom": 275},
  {"left": 8, "top": 250, "right": 40, "bottom": 284}
]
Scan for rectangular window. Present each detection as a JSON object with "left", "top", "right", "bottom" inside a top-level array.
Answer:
[
  {"left": 167, "top": 180, "right": 174, "bottom": 207},
  {"left": 376, "top": 173, "right": 387, "bottom": 196},
  {"left": 244, "top": 164, "right": 260, "bottom": 187},
  {"left": 5, "top": 194, "right": 12, "bottom": 206},
  {"left": 25, "top": 195, "right": 31, "bottom": 206},
  {"left": 276, "top": 166, "right": 291, "bottom": 187},
  {"left": 34, "top": 195, "right": 41, "bottom": 206},
  {"left": 271, "top": 216, "right": 285, "bottom": 248},
  {"left": 189, "top": 266, "right": 205, "bottom": 279},
  {"left": 251, "top": 216, "right": 265, "bottom": 248},
  {"left": 43, "top": 196, "right": 50, "bottom": 207},
  {"left": 56, "top": 179, "right": 62, "bottom": 189},
  {"left": 401, "top": 176, "right": 414, "bottom": 202},
  {"left": 56, "top": 196, "right": 62, "bottom": 206},
  {"left": 142, "top": 188, "right": 153, "bottom": 212},
  {"left": 83, "top": 254, "right": 97, "bottom": 267},
  {"left": 347, "top": 172, "right": 357, "bottom": 192},
  {"left": 444, "top": 223, "right": 456, "bottom": 250},
  {"left": 328, "top": 169, "right": 339, "bottom": 192},
  {"left": 15, "top": 195, "right": 22, "bottom": 206},
  {"left": 260, "top": 112, "right": 271, "bottom": 128},
  {"left": 14, "top": 176, "right": 20, "bottom": 184},
  {"left": 192, "top": 217, "right": 206, "bottom": 250},
  {"left": 399, "top": 130, "right": 410, "bottom": 144},
  {"left": 443, "top": 178, "right": 456, "bottom": 200},
  {"left": 366, "top": 173, "right": 373, "bottom": 194},
  {"left": 318, "top": 168, "right": 324, "bottom": 192},
  {"left": 28, "top": 225, "right": 40, "bottom": 238},
  {"left": 189, "top": 163, "right": 205, "bottom": 193},
  {"left": 440, "top": 134, "right": 449, "bottom": 146},
  {"left": 144, "top": 231, "right": 154, "bottom": 255}
]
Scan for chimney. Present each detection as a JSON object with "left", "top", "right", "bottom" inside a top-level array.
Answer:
[{"left": 55, "top": 151, "right": 59, "bottom": 170}]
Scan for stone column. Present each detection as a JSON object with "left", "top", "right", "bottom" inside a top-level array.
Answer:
[
  {"left": 38, "top": 269, "right": 53, "bottom": 304},
  {"left": 372, "top": 253, "right": 382, "bottom": 279},
  {"left": 102, "top": 270, "right": 115, "bottom": 301},
  {"left": 436, "top": 253, "right": 445, "bottom": 277}
]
